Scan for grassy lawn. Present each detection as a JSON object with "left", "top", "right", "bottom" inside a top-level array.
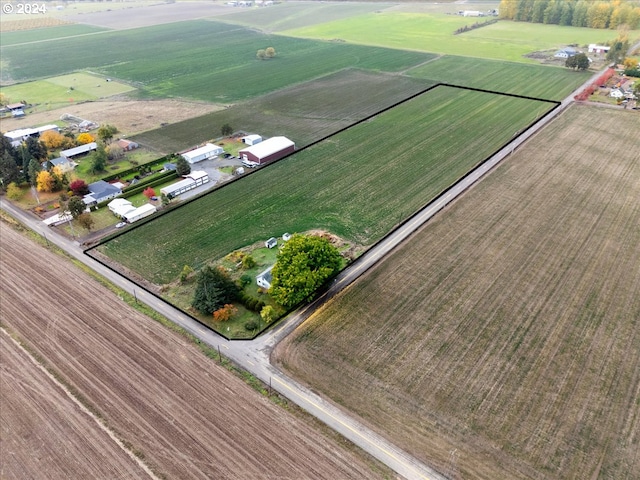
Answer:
[
  {"left": 71, "top": 148, "right": 160, "bottom": 184},
  {"left": 96, "top": 85, "right": 554, "bottom": 285},
  {"left": 274, "top": 105, "right": 640, "bottom": 480},
  {"left": 282, "top": 13, "right": 627, "bottom": 62},
  {"left": 406, "top": 55, "right": 591, "bottom": 100},
  {"left": 0, "top": 20, "right": 434, "bottom": 102},
  {"left": 0, "top": 73, "right": 135, "bottom": 110}
]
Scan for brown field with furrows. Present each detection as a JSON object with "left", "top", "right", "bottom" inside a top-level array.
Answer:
[
  {"left": 0, "top": 332, "right": 151, "bottom": 479},
  {"left": 0, "top": 223, "right": 387, "bottom": 480},
  {"left": 274, "top": 104, "right": 640, "bottom": 480},
  {"left": 0, "top": 98, "right": 224, "bottom": 141}
]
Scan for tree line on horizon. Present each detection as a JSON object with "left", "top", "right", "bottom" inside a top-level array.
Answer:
[{"left": 499, "top": 0, "right": 640, "bottom": 29}]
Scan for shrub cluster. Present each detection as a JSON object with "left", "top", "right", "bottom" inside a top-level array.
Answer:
[
  {"left": 453, "top": 19, "right": 498, "bottom": 35},
  {"left": 239, "top": 292, "right": 266, "bottom": 312}
]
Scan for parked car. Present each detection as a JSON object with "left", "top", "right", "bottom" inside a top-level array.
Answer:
[{"left": 115, "top": 222, "right": 127, "bottom": 228}]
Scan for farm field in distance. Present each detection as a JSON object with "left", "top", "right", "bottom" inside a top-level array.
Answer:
[
  {"left": 0, "top": 332, "right": 149, "bottom": 479},
  {"left": 0, "top": 24, "right": 106, "bottom": 46},
  {"left": 95, "top": 85, "right": 554, "bottom": 285},
  {"left": 274, "top": 105, "right": 640, "bottom": 480},
  {"left": 0, "top": 20, "right": 434, "bottom": 101},
  {"left": 281, "top": 12, "right": 626, "bottom": 62},
  {"left": 132, "top": 69, "right": 433, "bottom": 153},
  {"left": 406, "top": 55, "right": 590, "bottom": 101},
  {"left": 0, "top": 221, "right": 390, "bottom": 480}
]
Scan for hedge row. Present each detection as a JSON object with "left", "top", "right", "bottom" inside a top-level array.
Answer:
[
  {"left": 121, "top": 172, "right": 178, "bottom": 198},
  {"left": 122, "top": 169, "right": 177, "bottom": 193}
]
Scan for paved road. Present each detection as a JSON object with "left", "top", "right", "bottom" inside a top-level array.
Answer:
[{"left": 0, "top": 67, "right": 611, "bottom": 480}]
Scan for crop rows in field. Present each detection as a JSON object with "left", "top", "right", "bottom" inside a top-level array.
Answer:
[
  {"left": 132, "top": 69, "right": 433, "bottom": 153},
  {"left": 1, "top": 20, "right": 434, "bottom": 102},
  {"left": 0, "top": 24, "right": 106, "bottom": 47},
  {"left": 274, "top": 105, "right": 640, "bottom": 480},
  {"left": 94, "top": 85, "right": 554, "bottom": 285},
  {"left": 407, "top": 55, "right": 590, "bottom": 101}
]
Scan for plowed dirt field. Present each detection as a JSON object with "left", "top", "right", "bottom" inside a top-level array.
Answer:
[
  {"left": 1, "top": 332, "right": 151, "bottom": 479},
  {"left": 0, "top": 222, "right": 384, "bottom": 479}
]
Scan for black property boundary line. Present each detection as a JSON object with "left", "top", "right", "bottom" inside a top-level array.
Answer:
[{"left": 85, "top": 84, "right": 560, "bottom": 341}]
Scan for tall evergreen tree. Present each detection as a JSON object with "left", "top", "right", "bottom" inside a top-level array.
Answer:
[{"left": 0, "top": 152, "right": 21, "bottom": 185}]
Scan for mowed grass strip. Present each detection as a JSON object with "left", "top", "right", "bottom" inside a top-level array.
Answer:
[
  {"left": 407, "top": 55, "right": 590, "bottom": 101},
  {"left": 274, "top": 105, "right": 640, "bottom": 479},
  {"left": 97, "top": 86, "right": 553, "bottom": 284},
  {"left": 282, "top": 12, "right": 625, "bottom": 62},
  {"left": 1, "top": 20, "right": 433, "bottom": 102},
  {"left": 132, "top": 69, "right": 433, "bottom": 153},
  {"left": 0, "top": 73, "right": 135, "bottom": 109}
]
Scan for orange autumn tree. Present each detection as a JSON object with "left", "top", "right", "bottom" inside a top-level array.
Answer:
[
  {"left": 77, "top": 133, "right": 95, "bottom": 145},
  {"left": 213, "top": 304, "right": 238, "bottom": 322}
]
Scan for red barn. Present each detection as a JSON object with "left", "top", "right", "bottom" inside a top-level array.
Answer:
[{"left": 239, "top": 136, "right": 295, "bottom": 166}]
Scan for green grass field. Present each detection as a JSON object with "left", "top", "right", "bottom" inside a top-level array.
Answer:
[
  {"left": 96, "top": 85, "right": 554, "bottom": 284},
  {"left": 132, "top": 69, "right": 433, "bottom": 153},
  {"left": 0, "top": 24, "right": 106, "bottom": 46},
  {"left": 0, "top": 72, "right": 135, "bottom": 110},
  {"left": 407, "top": 55, "right": 590, "bottom": 100},
  {"left": 0, "top": 20, "right": 434, "bottom": 102},
  {"left": 282, "top": 12, "right": 626, "bottom": 62}
]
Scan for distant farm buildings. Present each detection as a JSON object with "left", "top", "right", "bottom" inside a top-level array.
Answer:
[
  {"left": 239, "top": 136, "right": 295, "bottom": 166},
  {"left": 117, "top": 139, "right": 139, "bottom": 151},
  {"left": 588, "top": 44, "right": 610, "bottom": 54},
  {"left": 181, "top": 143, "right": 224, "bottom": 164},
  {"left": 554, "top": 47, "right": 579, "bottom": 59}
]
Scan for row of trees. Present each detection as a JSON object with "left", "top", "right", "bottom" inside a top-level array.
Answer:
[{"left": 499, "top": 0, "right": 640, "bottom": 29}]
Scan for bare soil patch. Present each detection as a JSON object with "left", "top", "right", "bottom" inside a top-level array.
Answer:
[
  {"left": 0, "top": 98, "right": 224, "bottom": 148},
  {"left": 275, "top": 104, "right": 640, "bottom": 479},
  {"left": 0, "top": 332, "right": 151, "bottom": 479},
  {"left": 0, "top": 222, "right": 386, "bottom": 480}
]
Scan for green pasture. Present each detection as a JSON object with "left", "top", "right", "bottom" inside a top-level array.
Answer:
[
  {"left": 97, "top": 85, "right": 554, "bottom": 285},
  {"left": 407, "top": 55, "right": 590, "bottom": 100},
  {"left": 132, "top": 69, "right": 432, "bottom": 153},
  {"left": 0, "top": 20, "right": 434, "bottom": 102},
  {"left": 0, "top": 25, "right": 106, "bottom": 46},
  {"left": 0, "top": 72, "right": 135, "bottom": 110},
  {"left": 282, "top": 12, "right": 627, "bottom": 62}
]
